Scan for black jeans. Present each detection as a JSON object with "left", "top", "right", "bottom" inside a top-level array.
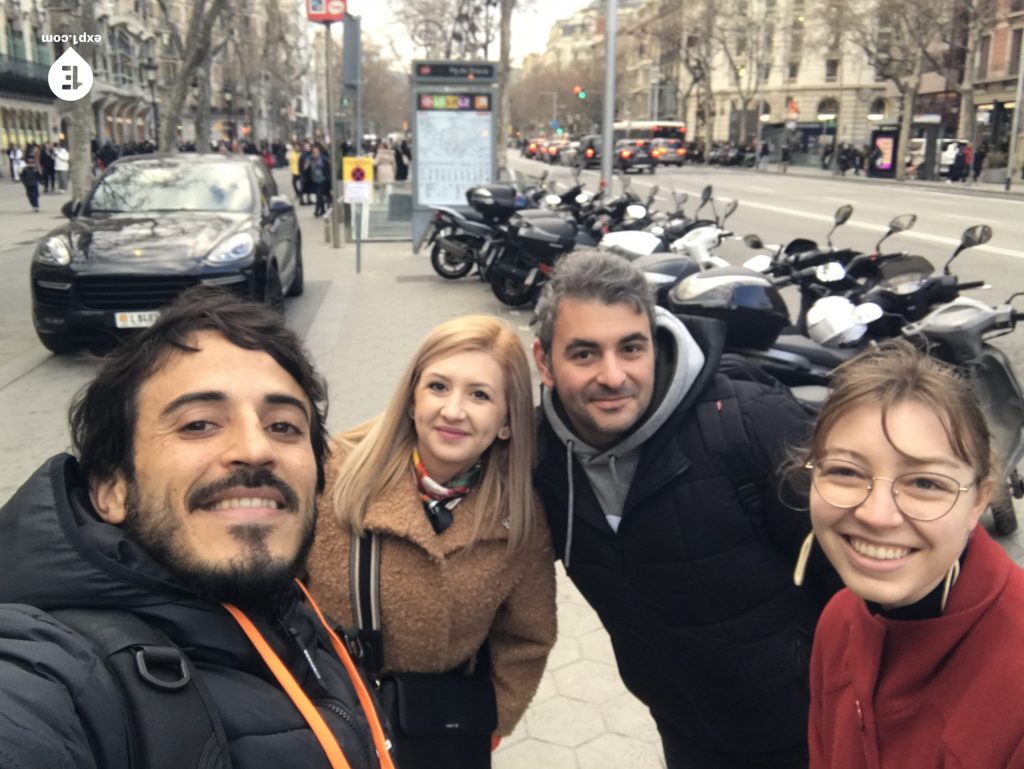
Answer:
[
  {"left": 657, "top": 719, "right": 808, "bottom": 769},
  {"left": 24, "top": 183, "right": 39, "bottom": 209}
]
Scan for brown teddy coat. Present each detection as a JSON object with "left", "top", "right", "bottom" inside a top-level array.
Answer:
[{"left": 306, "top": 447, "right": 557, "bottom": 736}]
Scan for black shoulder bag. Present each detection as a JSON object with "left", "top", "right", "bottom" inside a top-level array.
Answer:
[{"left": 349, "top": 532, "right": 498, "bottom": 769}]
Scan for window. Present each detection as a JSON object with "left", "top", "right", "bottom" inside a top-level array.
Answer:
[
  {"left": 788, "top": 61, "right": 800, "bottom": 80},
  {"left": 760, "top": 63, "right": 772, "bottom": 81},
  {"left": 825, "top": 58, "right": 839, "bottom": 82},
  {"left": 1012, "top": 28, "right": 1023, "bottom": 76},
  {"left": 1012, "top": 0, "right": 1024, "bottom": 12},
  {"left": 5, "top": 19, "right": 25, "bottom": 60},
  {"left": 979, "top": 34, "right": 991, "bottom": 79}
]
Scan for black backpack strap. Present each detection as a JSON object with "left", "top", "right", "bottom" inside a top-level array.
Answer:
[
  {"left": 51, "top": 609, "right": 231, "bottom": 769},
  {"left": 348, "top": 532, "right": 384, "bottom": 676},
  {"left": 695, "top": 374, "right": 765, "bottom": 519}
]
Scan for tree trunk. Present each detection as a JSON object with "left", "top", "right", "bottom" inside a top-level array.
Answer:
[
  {"left": 54, "top": 0, "right": 97, "bottom": 201},
  {"left": 496, "top": 0, "right": 514, "bottom": 177},
  {"left": 894, "top": 53, "right": 924, "bottom": 182},
  {"left": 957, "top": 17, "right": 979, "bottom": 141},
  {"left": 195, "top": 59, "right": 213, "bottom": 153}
]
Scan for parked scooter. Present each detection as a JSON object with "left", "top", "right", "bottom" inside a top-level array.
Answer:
[{"left": 902, "top": 227, "right": 1024, "bottom": 535}]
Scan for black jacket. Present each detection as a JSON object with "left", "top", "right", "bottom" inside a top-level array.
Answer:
[
  {"left": 0, "top": 454, "right": 382, "bottom": 769},
  {"left": 535, "top": 316, "right": 827, "bottom": 754}
]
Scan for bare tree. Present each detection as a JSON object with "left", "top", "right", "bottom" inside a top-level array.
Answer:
[
  {"left": 508, "top": 63, "right": 603, "bottom": 137},
  {"left": 361, "top": 43, "right": 411, "bottom": 136},
  {"left": 388, "top": 0, "right": 499, "bottom": 59},
  {"left": 45, "top": 0, "right": 97, "bottom": 199},
  {"left": 816, "top": 0, "right": 953, "bottom": 180},
  {"left": 711, "top": 0, "right": 777, "bottom": 145},
  {"left": 154, "top": 0, "right": 229, "bottom": 151}
]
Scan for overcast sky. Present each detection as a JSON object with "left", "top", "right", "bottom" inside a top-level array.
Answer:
[{"left": 345, "top": 0, "right": 595, "bottom": 66}]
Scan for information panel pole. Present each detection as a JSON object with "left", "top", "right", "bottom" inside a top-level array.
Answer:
[
  {"left": 600, "top": 0, "right": 617, "bottom": 192},
  {"left": 324, "top": 23, "right": 340, "bottom": 249}
]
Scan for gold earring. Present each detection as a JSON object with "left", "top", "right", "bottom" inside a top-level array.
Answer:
[
  {"left": 940, "top": 559, "right": 961, "bottom": 614},
  {"left": 793, "top": 532, "right": 815, "bottom": 587}
]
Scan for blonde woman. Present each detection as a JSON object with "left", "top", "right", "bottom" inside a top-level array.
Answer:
[{"left": 307, "top": 315, "right": 556, "bottom": 768}]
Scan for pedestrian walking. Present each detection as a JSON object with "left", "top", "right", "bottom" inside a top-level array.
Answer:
[
  {"left": 9, "top": 144, "right": 23, "bottom": 181},
  {"left": 962, "top": 142, "right": 973, "bottom": 184},
  {"left": 20, "top": 159, "right": 40, "bottom": 212},
  {"left": 310, "top": 143, "right": 331, "bottom": 218},
  {"left": 0, "top": 287, "right": 395, "bottom": 769},
  {"left": 300, "top": 140, "right": 314, "bottom": 206},
  {"left": 394, "top": 141, "right": 409, "bottom": 182},
  {"left": 40, "top": 144, "right": 56, "bottom": 193},
  {"left": 53, "top": 143, "right": 70, "bottom": 192},
  {"left": 374, "top": 139, "right": 396, "bottom": 202},
  {"left": 949, "top": 143, "right": 967, "bottom": 183},
  {"left": 531, "top": 251, "right": 836, "bottom": 769},
  {"left": 972, "top": 144, "right": 987, "bottom": 183},
  {"left": 307, "top": 315, "right": 556, "bottom": 769},
  {"left": 757, "top": 140, "right": 771, "bottom": 172},
  {"left": 780, "top": 143, "right": 791, "bottom": 173},
  {"left": 796, "top": 341, "right": 1024, "bottom": 769},
  {"left": 287, "top": 143, "right": 304, "bottom": 202}
]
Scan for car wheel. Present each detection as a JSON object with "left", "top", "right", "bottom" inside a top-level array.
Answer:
[
  {"left": 264, "top": 263, "right": 285, "bottom": 313},
  {"left": 36, "top": 331, "right": 84, "bottom": 355},
  {"left": 285, "top": 233, "right": 304, "bottom": 297},
  {"left": 430, "top": 239, "right": 473, "bottom": 279}
]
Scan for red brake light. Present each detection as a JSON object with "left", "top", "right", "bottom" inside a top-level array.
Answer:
[
  {"left": 620, "top": 150, "right": 632, "bottom": 159},
  {"left": 585, "top": 148, "right": 595, "bottom": 158},
  {"left": 677, "top": 148, "right": 686, "bottom": 155},
  {"left": 529, "top": 143, "right": 537, "bottom": 150},
  {"left": 548, "top": 146, "right": 557, "bottom": 155}
]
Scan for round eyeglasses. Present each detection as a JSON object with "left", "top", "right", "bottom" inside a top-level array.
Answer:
[{"left": 805, "top": 459, "right": 975, "bottom": 522}]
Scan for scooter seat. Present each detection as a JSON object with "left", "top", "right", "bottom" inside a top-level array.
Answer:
[{"left": 774, "top": 334, "right": 857, "bottom": 368}]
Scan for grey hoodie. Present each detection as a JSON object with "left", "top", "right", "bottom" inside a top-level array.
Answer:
[{"left": 541, "top": 308, "right": 705, "bottom": 557}]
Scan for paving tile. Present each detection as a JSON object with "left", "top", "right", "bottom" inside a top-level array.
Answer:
[
  {"left": 578, "top": 627, "right": 616, "bottom": 663},
  {"left": 553, "top": 659, "right": 627, "bottom": 704},
  {"left": 524, "top": 697, "right": 606, "bottom": 747},
  {"left": 545, "top": 634, "right": 582, "bottom": 671},
  {"left": 600, "top": 692, "right": 661, "bottom": 743},
  {"left": 493, "top": 739, "right": 579, "bottom": 769},
  {"left": 576, "top": 733, "right": 667, "bottom": 769}
]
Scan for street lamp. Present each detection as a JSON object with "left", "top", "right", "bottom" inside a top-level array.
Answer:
[
  {"left": 224, "top": 84, "right": 234, "bottom": 144},
  {"left": 142, "top": 57, "right": 159, "bottom": 145}
]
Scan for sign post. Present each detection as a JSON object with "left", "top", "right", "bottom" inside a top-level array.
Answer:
[
  {"left": 410, "top": 60, "right": 498, "bottom": 250},
  {"left": 343, "top": 156, "right": 374, "bottom": 273},
  {"left": 306, "top": 1, "right": 346, "bottom": 248}
]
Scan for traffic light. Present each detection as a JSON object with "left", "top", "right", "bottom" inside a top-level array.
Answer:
[
  {"left": 556, "top": 127, "right": 564, "bottom": 135},
  {"left": 573, "top": 85, "right": 586, "bottom": 100}
]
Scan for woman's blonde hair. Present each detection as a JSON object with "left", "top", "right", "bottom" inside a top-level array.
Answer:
[{"left": 329, "top": 315, "right": 537, "bottom": 552}]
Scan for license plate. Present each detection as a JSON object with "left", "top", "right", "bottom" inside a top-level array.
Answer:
[{"left": 115, "top": 310, "right": 160, "bottom": 329}]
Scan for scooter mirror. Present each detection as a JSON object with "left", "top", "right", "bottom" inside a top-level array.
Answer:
[
  {"left": 723, "top": 200, "right": 739, "bottom": 220},
  {"left": 834, "top": 204, "right": 853, "bottom": 226},
  {"left": 852, "top": 302, "right": 884, "bottom": 324},
  {"left": 889, "top": 213, "right": 916, "bottom": 233},
  {"left": 701, "top": 185, "right": 713, "bottom": 204},
  {"left": 815, "top": 262, "right": 847, "bottom": 283},
  {"left": 743, "top": 254, "right": 773, "bottom": 272},
  {"left": 540, "top": 170, "right": 549, "bottom": 182},
  {"left": 743, "top": 234, "right": 765, "bottom": 249},
  {"left": 544, "top": 193, "right": 562, "bottom": 207},
  {"left": 626, "top": 204, "right": 648, "bottom": 220},
  {"left": 650, "top": 185, "right": 660, "bottom": 197},
  {"left": 961, "top": 224, "right": 993, "bottom": 248}
]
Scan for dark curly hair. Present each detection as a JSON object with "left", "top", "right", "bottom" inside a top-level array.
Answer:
[{"left": 69, "top": 286, "right": 330, "bottom": 491}]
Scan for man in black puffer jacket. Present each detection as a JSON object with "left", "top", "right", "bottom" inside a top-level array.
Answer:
[
  {"left": 0, "top": 287, "right": 392, "bottom": 769},
  {"left": 531, "top": 252, "right": 837, "bottom": 769}
]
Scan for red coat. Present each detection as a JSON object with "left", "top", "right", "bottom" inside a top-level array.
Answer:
[{"left": 810, "top": 528, "right": 1024, "bottom": 769}]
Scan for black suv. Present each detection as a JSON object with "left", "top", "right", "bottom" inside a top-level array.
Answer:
[{"left": 615, "top": 139, "right": 656, "bottom": 174}]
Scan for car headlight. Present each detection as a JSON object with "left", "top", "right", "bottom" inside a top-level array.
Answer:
[
  {"left": 34, "top": 236, "right": 72, "bottom": 266},
  {"left": 206, "top": 232, "right": 256, "bottom": 264}
]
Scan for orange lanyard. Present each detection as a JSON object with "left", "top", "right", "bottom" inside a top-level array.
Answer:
[{"left": 223, "top": 583, "right": 395, "bottom": 769}]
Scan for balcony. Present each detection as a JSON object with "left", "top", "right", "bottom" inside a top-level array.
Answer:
[{"left": 0, "top": 53, "right": 52, "bottom": 97}]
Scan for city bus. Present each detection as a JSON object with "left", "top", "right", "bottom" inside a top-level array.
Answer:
[{"left": 613, "top": 120, "right": 687, "bottom": 142}]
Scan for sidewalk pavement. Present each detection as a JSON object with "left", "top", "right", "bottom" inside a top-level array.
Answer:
[{"left": 723, "top": 158, "right": 1024, "bottom": 199}]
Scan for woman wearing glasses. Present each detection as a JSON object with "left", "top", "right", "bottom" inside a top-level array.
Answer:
[{"left": 793, "top": 340, "right": 1024, "bottom": 768}]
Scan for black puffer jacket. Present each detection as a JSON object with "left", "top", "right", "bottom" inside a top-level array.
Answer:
[
  {"left": 0, "top": 454, "right": 383, "bottom": 769},
  {"left": 535, "top": 315, "right": 829, "bottom": 755}
]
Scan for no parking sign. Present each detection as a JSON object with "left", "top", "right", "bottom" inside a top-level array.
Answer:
[{"left": 343, "top": 156, "right": 374, "bottom": 203}]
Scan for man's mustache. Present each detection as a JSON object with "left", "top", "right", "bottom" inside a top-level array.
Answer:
[{"left": 187, "top": 468, "right": 300, "bottom": 512}]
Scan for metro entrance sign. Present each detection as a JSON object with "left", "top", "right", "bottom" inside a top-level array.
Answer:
[{"left": 306, "top": 0, "right": 345, "bottom": 23}]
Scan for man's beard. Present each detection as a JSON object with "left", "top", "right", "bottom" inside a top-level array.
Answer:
[{"left": 121, "top": 468, "right": 317, "bottom": 610}]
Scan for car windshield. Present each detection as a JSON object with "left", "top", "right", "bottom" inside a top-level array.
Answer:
[{"left": 87, "top": 163, "right": 254, "bottom": 214}]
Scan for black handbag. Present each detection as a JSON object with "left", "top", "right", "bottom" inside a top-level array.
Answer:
[{"left": 350, "top": 533, "right": 497, "bottom": 769}]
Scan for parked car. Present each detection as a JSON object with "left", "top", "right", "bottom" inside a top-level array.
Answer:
[
  {"left": 651, "top": 138, "right": 687, "bottom": 166},
  {"left": 560, "top": 140, "right": 581, "bottom": 166},
  {"left": 31, "top": 153, "right": 302, "bottom": 354},
  {"left": 615, "top": 139, "right": 656, "bottom": 174}
]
